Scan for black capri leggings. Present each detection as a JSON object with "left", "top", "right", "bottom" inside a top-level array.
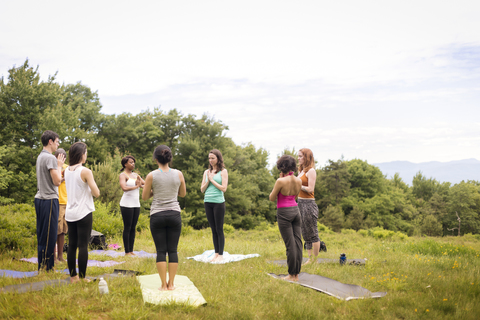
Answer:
[
  {"left": 120, "top": 206, "right": 140, "bottom": 253},
  {"left": 204, "top": 202, "right": 225, "bottom": 255},
  {"left": 150, "top": 210, "right": 182, "bottom": 263},
  {"left": 67, "top": 212, "right": 92, "bottom": 278}
]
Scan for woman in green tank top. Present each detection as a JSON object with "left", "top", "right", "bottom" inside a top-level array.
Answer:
[{"left": 201, "top": 149, "right": 229, "bottom": 263}]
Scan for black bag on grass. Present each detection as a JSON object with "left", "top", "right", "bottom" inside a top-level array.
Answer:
[{"left": 89, "top": 230, "right": 107, "bottom": 250}]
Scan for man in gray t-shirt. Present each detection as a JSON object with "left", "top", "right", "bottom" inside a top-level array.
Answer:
[{"left": 34, "top": 130, "right": 65, "bottom": 271}]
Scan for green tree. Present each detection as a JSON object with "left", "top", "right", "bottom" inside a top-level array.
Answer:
[
  {"left": 446, "top": 181, "right": 480, "bottom": 235},
  {"left": 344, "top": 206, "right": 365, "bottom": 231},
  {"left": 0, "top": 145, "right": 15, "bottom": 204},
  {"left": 0, "top": 60, "right": 61, "bottom": 203},
  {"left": 420, "top": 214, "right": 443, "bottom": 236},
  {"left": 0, "top": 59, "right": 61, "bottom": 149},
  {"left": 319, "top": 159, "right": 350, "bottom": 209},
  {"left": 320, "top": 205, "right": 344, "bottom": 232}
]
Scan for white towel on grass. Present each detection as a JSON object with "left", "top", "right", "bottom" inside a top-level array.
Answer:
[{"left": 186, "top": 250, "right": 260, "bottom": 264}]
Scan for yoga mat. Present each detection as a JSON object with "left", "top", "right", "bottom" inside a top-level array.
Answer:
[
  {"left": 270, "top": 258, "right": 365, "bottom": 266},
  {"left": 137, "top": 274, "right": 206, "bottom": 307},
  {"left": 1, "top": 278, "right": 71, "bottom": 293},
  {"left": 90, "top": 250, "right": 157, "bottom": 258},
  {"left": 0, "top": 268, "right": 71, "bottom": 279},
  {"left": 186, "top": 250, "right": 260, "bottom": 264},
  {"left": 19, "top": 258, "right": 125, "bottom": 268},
  {"left": 1, "top": 270, "right": 139, "bottom": 293},
  {"left": 268, "top": 272, "right": 387, "bottom": 301}
]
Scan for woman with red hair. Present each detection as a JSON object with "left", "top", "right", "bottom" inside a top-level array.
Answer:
[{"left": 297, "top": 148, "right": 320, "bottom": 264}]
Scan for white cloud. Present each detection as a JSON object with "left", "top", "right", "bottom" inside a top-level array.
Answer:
[{"left": 1, "top": 0, "right": 480, "bottom": 168}]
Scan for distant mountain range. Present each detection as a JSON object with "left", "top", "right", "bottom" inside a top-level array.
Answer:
[{"left": 373, "top": 159, "right": 480, "bottom": 185}]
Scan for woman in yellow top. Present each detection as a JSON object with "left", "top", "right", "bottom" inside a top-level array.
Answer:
[
  {"left": 297, "top": 148, "right": 320, "bottom": 264},
  {"left": 54, "top": 148, "right": 68, "bottom": 262}
]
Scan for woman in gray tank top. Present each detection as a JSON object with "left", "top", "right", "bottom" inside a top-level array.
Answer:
[{"left": 142, "top": 145, "right": 186, "bottom": 291}]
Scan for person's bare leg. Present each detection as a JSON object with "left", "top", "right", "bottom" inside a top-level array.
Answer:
[
  {"left": 57, "top": 234, "right": 65, "bottom": 262},
  {"left": 303, "top": 245, "right": 312, "bottom": 265},
  {"left": 167, "top": 262, "right": 178, "bottom": 290},
  {"left": 311, "top": 241, "right": 320, "bottom": 262},
  {"left": 156, "top": 262, "right": 168, "bottom": 290},
  {"left": 304, "top": 242, "right": 320, "bottom": 265}
]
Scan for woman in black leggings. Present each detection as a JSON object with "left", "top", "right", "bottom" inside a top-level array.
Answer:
[
  {"left": 201, "top": 149, "right": 228, "bottom": 263},
  {"left": 119, "top": 155, "right": 144, "bottom": 256},
  {"left": 142, "top": 145, "right": 186, "bottom": 291},
  {"left": 65, "top": 142, "right": 100, "bottom": 283}
]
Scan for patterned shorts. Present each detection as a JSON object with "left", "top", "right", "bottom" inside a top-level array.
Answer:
[{"left": 298, "top": 199, "right": 319, "bottom": 250}]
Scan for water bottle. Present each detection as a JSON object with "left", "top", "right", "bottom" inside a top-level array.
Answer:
[
  {"left": 98, "top": 277, "right": 109, "bottom": 294},
  {"left": 340, "top": 253, "right": 346, "bottom": 265}
]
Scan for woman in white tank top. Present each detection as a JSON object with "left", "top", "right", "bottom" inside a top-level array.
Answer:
[
  {"left": 119, "top": 155, "right": 144, "bottom": 256},
  {"left": 65, "top": 142, "right": 100, "bottom": 283}
]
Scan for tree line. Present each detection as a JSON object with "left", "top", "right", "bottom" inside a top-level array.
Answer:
[{"left": 1, "top": 60, "right": 479, "bottom": 235}]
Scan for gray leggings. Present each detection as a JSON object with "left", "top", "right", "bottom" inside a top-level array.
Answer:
[{"left": 277, "top": 206, "right": 302, "bottom": 275}]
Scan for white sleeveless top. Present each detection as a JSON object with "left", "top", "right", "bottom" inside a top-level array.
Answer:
[
  {"left": 65, "top": 166, "right": 95, "bottom": 222},
  {"left": 120, "top": 176, "right": 140, "bottom": 208}
]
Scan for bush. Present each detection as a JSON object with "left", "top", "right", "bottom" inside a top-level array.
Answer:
[
  {"left": 463, "top": 233, "right": 480, "bottom": 241},
  {"left": 358, "top": 229, "right": 368, "bottom": 237},
  {"left": 254, "top": 221, "right": 273, "bottom": 231},
  {"left": 0, "top": 203, "right": 37, "bottom": 253},
  {"left": 91, "top": 155, "right": 123, "bottom": 209},
  {"left": 341, "top": 229, "right": 356, "bottom": 234},
  {"left": 317, "top": 222, "right": 334, "bottom": 234},
  {"left": 181, "top": 225, "right": 194, "bottom": 236},
  {"left": 93, "top": 201, "right": 149, "bottom": 238},
  {"left": 356, "top": 227, "right": 408, "bottom": 240},
  {"left": 224, "top": 224, "right": 235, "bottom": 234}
]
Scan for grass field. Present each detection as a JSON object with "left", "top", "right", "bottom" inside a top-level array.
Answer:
[{"left": 1, "top": 227, "right": 479, "bottom": 319}]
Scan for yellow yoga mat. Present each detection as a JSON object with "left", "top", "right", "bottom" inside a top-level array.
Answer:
[{"left": 136, "top": 274, "right": 207, "bottom": 307}]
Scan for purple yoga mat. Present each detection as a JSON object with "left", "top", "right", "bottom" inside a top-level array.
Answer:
[
  {"left": 89, "top": 250, "right": 157, "bottom": 258},
  {"left": 0, "top": 268, "right": 70, "bottom": 279},
  {"left": 19, "top": 258, "right": 125, "bottom": 268}
]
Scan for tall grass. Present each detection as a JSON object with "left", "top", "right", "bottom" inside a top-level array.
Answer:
[{"left": 1, "top": 228, "right": 479, "bottom": 319}]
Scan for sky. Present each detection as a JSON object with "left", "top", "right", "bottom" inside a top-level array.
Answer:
[{"left": 1, "top": 0, "right": 479, "bottom": 168}]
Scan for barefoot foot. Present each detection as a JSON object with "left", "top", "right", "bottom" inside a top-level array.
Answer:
[
  {"left": 281, "top": 275, "right": 298, "bottom": 282},
  {"left": 70, "top": 276, "right": 80, "bottom": 284}
]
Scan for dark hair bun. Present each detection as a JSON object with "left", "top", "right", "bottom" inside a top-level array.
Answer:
[
  {"left": 276, "top": 155, "right": 297, "bottom": 174},
  {"left": 154, "top": 145, "right": 173, "bottom": 164}
]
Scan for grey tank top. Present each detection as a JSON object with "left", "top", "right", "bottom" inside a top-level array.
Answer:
[{"left": 149, "top": 169, "right": 181, "bottom": 215}]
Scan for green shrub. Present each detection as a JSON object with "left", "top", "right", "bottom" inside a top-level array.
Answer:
[
  {"left": 393, "top": 231, "right": 409, "bottom": 240},
  {"left": 358, "top": 229, "right": 368, "bottom": 237},
  {"left": 372, "top": 228, "right": 396, "bottom": 239},
  {"left": 254, "top": 221, "right": 272, "bottom": 231},
  {"left": 463, "top": 233, "right": 480, "bottom": 241},
  {"left": 181, "top": 225, "right": 194, "bottom": 236},
  {"left": 0, "top": 203, "right": 36, "bottom": 253},
  {"left": 340, "top": 228, "right": 356, "bottom": 234},
  {"left": 317, "top": 222, "right": 334, "bottom": 234},
  {"left": 224, "top": 224, "right": 235, "bottom": 234},
  {"left": 406, "top": 239, "right": 478, "bottom": 257},
  {"left": 93, "top": 201, "right": 149, "bottom": 238}
]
